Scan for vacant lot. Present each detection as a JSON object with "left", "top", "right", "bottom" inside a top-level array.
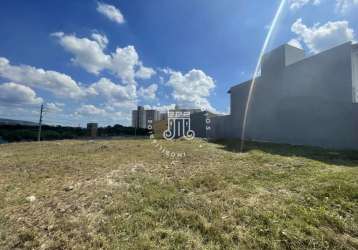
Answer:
[{"left": 0, "top": 139, "right": 357, "bottom": 249}]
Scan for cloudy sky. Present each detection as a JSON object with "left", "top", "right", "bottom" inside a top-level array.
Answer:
[{"left": 0, "top": 0, "right": 357, "bottom": 126}]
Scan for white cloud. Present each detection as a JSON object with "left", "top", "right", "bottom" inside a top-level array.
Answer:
[
  {"left": 291, "top": 18, "right": 355, "bottom": 53},
  {"left": 289, "top": 0, "right": 358, "bottom": 13},
  {"left": 289, "top": 0, "right": 321, "bottom": 10},
  {"left": 91, "top": 33, "right": 109, "bottom": 49},
  {"left": 0, "top": 82, "right": 43, "bottom": 105},
  {"left": 166, "top": 69, "right": 217, "bottom": 112},
  {"left": 73, "top": 103, "right": 134, "bottom": 126},
  {"left": 46, "top": 102, "right": 64, "bottom": 113},
  {"left": 109, "top": 46, "right": 140, "bottom": 84},
  {"left": 143, "top": 104, "right": 176, "bottom": 112},
  {"left": 138, "top": 84, "right": 158, "bottom": 100},
  {"left": 75, "top": 104, "right": 107, "bottom": 116},
  {"left": 135, "top": 63, "right": 156, "bottom": 79},
  {"left": 86, "top": 78, "right": 137, "bottom": 123},
  {"left": 0, "top": 57, "right": 84, "bottom": 98},
  {"left": 52, "top": 32, "right": 155, "bottom": 84},
  {"left": 336, "top": 0, "right": 358, "bottom": 13},
  {"left": 288, "top": 38, "right": 303, "bottom": 49},
  {"left": 88, "top": 77, "right": 137, "bottom": 102},
  {"left": 51, "top": 32, "right": 110, "bottom": 75},
  {"left": 108, "top": 101, "right": 137, "bottom": 117},
  {"left": 97, "top": 2, "right": 125, "bottom": 24},
  {"left": 0, "top": 106, "right": 32, "bottom": 117}
]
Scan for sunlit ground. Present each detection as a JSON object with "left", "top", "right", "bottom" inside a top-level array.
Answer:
[{"left": 0, "top": 139, "right": 357, "bottom": 249}]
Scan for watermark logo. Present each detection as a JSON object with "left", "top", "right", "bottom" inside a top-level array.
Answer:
[
  {"left": 147, "top": 104, "right": 212, "bottom": 160},
  {"left": 163, "top": 111, "right": 195, "bottom": 140},
  {"left": 148, "top": 119, "right": 186, "bottom": 159}
]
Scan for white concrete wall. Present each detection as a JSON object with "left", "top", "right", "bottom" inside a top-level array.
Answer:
[
  {"left": 212, "top": 42, "right": 358, "bottom": 149},
  {"left": 352, "top": 44, "right": 358, "bottom": 103}
]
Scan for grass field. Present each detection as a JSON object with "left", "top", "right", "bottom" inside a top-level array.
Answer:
[{"left": 0, "top": 139, "right": 357, "bottom": 249}]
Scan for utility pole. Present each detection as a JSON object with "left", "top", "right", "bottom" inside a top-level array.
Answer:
[{"left": 37, "top": 104, "right": 44, "bottom": 142}]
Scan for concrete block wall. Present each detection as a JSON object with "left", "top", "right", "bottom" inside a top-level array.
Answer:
[{"left": 208, "top": 115, "right": 233, "bottom": 139}]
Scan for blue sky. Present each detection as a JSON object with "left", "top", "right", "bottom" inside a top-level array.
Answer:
[{"left": 0, "top": 0, "right": 357, "bottom": 126}]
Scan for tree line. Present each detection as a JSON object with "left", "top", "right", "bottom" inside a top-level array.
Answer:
[{"left": 0, "top": 124, "right": 149, "bottom": 142}]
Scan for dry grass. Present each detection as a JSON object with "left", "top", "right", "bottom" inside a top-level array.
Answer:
[{"left": 0, "top": 139, "right": 357, "bottom": 249}]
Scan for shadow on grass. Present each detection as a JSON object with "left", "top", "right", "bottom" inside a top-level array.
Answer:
[{"left": 209, "top": 139, "right": 358, "bottom": 167}]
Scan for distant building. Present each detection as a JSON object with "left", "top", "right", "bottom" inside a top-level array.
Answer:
[
  {"left": 132, "top": 106, "right": 160, "bottom": 129},
  {"left": 145, "top": 110, "right": 160, "bottom": 129},
  {"left": 132, "top": 106, "right": 146, "bottom": 129},
  {"left": 160, "top": 112, "right": 168, "bottom": 121},
  {"left": 87, "top": 123, "right": 98, "bottom": 137}
]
